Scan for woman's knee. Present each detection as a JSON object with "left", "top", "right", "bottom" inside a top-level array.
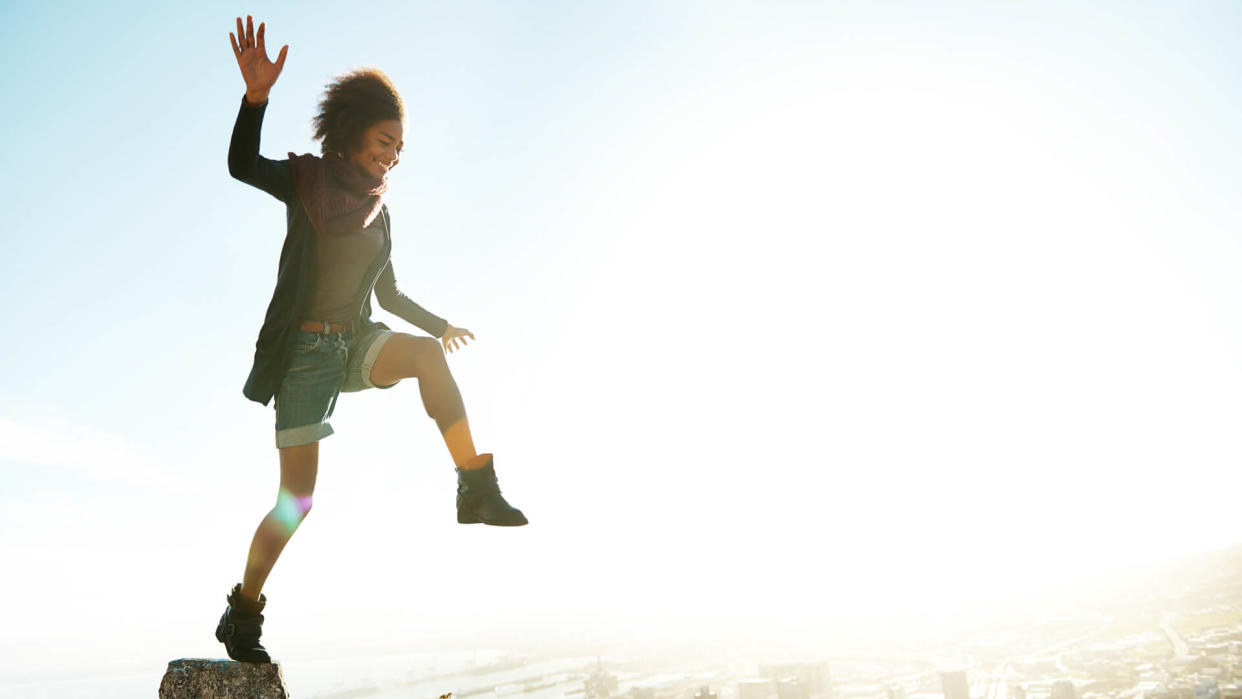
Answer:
[
  {"left": 275, "top": 487, "right": 313, "bottom": 519},
  {"left": 402, "top": 337, "right": 448, "bottom": 381},
  {"left": 276, "top": 442, "right": 318, "bottom": 522},
  {"left": 413, "top": 336, "right": 446, "bottom": 366},
  {"left": 374, "top": 334, "right": 444, "bottom": 384},
  {"left": 268, "top": 487, "right": 312, "bottom": 535}
]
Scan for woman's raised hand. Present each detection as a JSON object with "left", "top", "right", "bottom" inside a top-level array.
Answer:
[{"left": 229, "top": 15, "right": 288, "bottom": 106}]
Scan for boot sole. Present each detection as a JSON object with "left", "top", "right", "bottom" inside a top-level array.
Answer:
[{"left": 457, "top": 511, "right": 528, "bottom": 526}]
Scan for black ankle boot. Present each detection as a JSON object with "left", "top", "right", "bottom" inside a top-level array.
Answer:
[
  {"left": 215, "top": 583, "right": 272, "bottom": 663},
  {"left": 456, "top": 453, "right": 528, "bottom": 526}
]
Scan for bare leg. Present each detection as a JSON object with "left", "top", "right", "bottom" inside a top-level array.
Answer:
[
  {"left": 240, "top": 441, "right": 319, "bottom": 601},
  {"left": 369, "top": 332, "right": 526, "bottom": 525},
  {"left": 370, "top": 334, "right": 483, "bottom": 469},
  {"left": 443, "top": 417, "right": 480, "bottom": 469}
]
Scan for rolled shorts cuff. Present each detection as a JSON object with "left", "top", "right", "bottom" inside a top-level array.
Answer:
[
  {"left": 276, "top": 422, "right": 335, "bottom": 448},
  {"left": 359, "top": 330, "right": 399, "bottom": 390}
]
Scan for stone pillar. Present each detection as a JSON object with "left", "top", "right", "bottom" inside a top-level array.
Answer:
[{"left": 160, "top": 658, "right": 291, "bottom": 698}]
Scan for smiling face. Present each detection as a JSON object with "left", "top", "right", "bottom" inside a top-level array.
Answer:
[{"left": 347, "top": 119, "right": 404, "bottom": 178}]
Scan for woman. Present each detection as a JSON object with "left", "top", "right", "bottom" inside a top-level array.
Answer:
[{"left": 214, "top": 15, "right": 528, "bottom": 664}]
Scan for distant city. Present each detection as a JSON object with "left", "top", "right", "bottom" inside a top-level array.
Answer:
[{"left": 315, "top": 543, "right": 1242, "bottom": 699}]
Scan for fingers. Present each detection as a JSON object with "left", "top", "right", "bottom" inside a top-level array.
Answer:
[
  {"left": 234, "top": 16, "right": 280, "bottom": 68},
  {"left": 441, "top": 328, "right": 476, "bottom": 354}
]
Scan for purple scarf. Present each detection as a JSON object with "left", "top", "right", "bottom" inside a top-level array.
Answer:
[{"left": 288, "top": 152, "right": 389, "bottom": 236}]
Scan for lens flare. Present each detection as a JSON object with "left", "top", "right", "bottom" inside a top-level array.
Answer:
[{"left": 273, "top": 487, "right": 313, "bottom": 535}]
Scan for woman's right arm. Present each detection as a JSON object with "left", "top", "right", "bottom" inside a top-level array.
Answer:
[
  {"left": 228, "top": 95, "right": 293, "bottom": 202},
  {"left": 227, "top": 15, "right": 293, "bottom": 202}
]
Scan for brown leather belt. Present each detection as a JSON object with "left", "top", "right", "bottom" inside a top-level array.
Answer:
[{"left": 299, "top": 320, "right": 346, "bottom": 333}]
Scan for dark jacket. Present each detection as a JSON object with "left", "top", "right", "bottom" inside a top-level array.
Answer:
[{"left": 228, "top": 95, "right": 449, "bottom": 406}]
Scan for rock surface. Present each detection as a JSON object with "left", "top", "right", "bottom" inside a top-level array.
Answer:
[{"left": 160, "top": 658, "right": 291, "bottom": 698}]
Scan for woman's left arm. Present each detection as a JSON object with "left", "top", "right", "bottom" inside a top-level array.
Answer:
[{"left": 373, "top": 258, "right": 450, "bottom": 339}]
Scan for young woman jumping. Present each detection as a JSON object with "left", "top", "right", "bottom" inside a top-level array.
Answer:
[{"left": 214, "top": 14, "right": 528, "bottom": 664}]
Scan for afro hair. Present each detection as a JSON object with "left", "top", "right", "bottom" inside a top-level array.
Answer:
[{"left": 311, "top": 67, "right": 406, "bottom": 156}]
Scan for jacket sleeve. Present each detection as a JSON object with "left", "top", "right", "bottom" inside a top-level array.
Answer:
[
  {"left": 228, "top": 95, "right": 294, "bottom": 203},
  {"left": 374, "top": 258, "right": 450, "bottom": 339}
]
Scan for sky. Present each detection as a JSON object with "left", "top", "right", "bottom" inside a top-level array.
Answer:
[{"left": 2, "top": 0, "right": 1242, "bottom": 690}]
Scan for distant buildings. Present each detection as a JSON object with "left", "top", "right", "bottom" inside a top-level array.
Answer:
[
  {"left": 585, "top": 658, "right": 619, "bottom": 699},
  {"left": 1050, "top": 679, "right": 1077, "bottom": 699},
  {"left": 1196, "top": 677, "right": 1221, "bottom": 699},
  {"left": 776, "top": 678, "right": 810, "bottom": 699},
  {"left": 759, "top": 661, "right": 832, "bottom": 698},
  {"left": 941, "top": 670, "right": 969, "bottom": 699},
  {"left": 740, "top": 679, "right": 776, "bottom": 699}
]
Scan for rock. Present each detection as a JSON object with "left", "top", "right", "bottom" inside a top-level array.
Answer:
[{"left": 160, "top": 658, "right": 291, "bottom": 698}]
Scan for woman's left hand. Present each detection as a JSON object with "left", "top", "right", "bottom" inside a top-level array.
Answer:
[{"left": 442, "top": 324, "right": 475, "bottom": 353}]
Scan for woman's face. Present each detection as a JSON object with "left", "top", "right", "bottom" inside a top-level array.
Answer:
[{"left": 348, "top": 119, "right": 404, "bottom": 178}]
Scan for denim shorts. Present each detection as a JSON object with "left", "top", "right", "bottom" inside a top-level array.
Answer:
[{"left": 273, "top": 323, "right": 400, "bottom": 448}]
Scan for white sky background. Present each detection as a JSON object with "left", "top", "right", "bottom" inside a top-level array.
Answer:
[{"left": 2, "top": 0, "right": 1242, "bottom": 685}]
